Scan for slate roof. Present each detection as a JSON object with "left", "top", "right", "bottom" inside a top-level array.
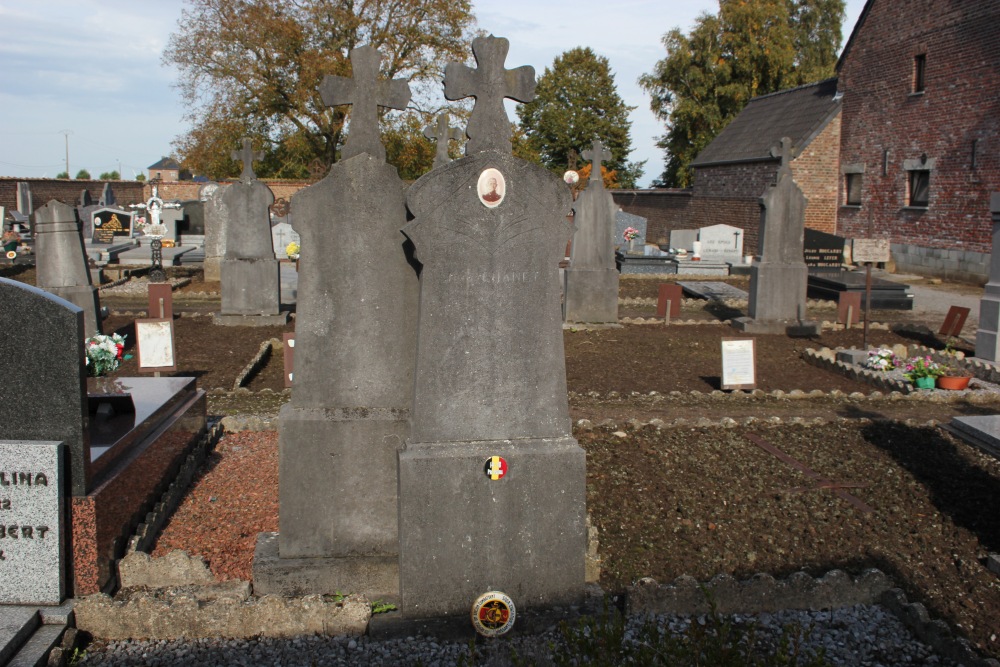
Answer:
[
  {"left": 691, "top": 78, "right": 841, "bottom": 167},
  {"left": 148, "top": 157, "right": 181, "bottom": 170}
]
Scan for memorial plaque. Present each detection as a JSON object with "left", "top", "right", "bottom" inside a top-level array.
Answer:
[
  {"left": 852, "top": 238, "right": 891, "bottom": 264},
  {"left": 0, "top": 441, "right": 64, "bottom": 604},
  {"left": 91, "top": 208, "right": 133, "bottom": 244},
  {"left": 939, "top": 306, "right": 970, "bottom": 338},
  {"left": 804, "top": 229, "right": 846, "bottom": 270},
  {"left": 721, "top": 338, "right": 756, "bottom": 390},
  {"left": 135, "top": 319, "right": 177, "bottom": 372}
]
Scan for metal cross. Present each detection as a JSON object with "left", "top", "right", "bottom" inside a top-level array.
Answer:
[
  {"left": 232, "top": 138, "right": 264, "bottom": 183},
  {"left": 444, "top": 35, "right": 536, "bottom": 154},
  {"left": 582, "top": 139, "right": 613, "bottom": 187},
  {"left": 423, "top": 112, "right": 465, "bottom": 169},
  {"left": 320, "top": 45, "right": 412, "bottom": 162}
]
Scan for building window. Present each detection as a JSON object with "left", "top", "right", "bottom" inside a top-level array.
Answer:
[
  {"left": 908, "top": 170, "right": 930, "bottom": 207},
  {"left": 913, "top": 54, "right": 926, "bottom": 93},
  {"left": 845, "top": 173, "right": 862, "bottom": 205}
]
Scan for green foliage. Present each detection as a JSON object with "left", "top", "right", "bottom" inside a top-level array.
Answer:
[
  {"left": 75, "top": 169, "right": 91, "bottom": 180},
  {"left": 517, "top": 47, "right": 643, "bottom": 188},
  {"left": 371, "top": 600, "right": 398, "bottom": 614},
  {"left": 67, "top": 647, "right": 87, "bottom": 666},
  {"left": 640, "top": 0, "right": 845, "bottom": 187},
  {"left": 99, "top": 171, "right": 120, "bottom": 180},
  {"left": 165, "top": 0, "right": 476, "bottom": 180},
  {"left": 55, "top": 171, "right": 69, "bottom": 179},
  {"left": 135, "top": 173, "right": 147, "bottom": 182}
]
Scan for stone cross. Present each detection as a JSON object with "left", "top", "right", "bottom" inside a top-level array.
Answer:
[
  {"left": 232, "top": 138, "right": 264, "bottom": 183},
  {"left": 444, "top": 35, "right": 536, "bottom": 154},
  {"left": 582, "top": 139, "right": 613, "bottom": 186},
  {"left": 320, "top": 46, "right": 411, "bottom": 162},
  {"left": 423, "top": 112, "right": 464, "bottom": 169},
  {"left": 770, "top": 136, "right": 795, "bottom": 177}
]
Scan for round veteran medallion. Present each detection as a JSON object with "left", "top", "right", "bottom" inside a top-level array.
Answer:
[
  {"left": 484, "top": 456, "right": 507, "bottom": 480},
  {"left": 471, "top": 591, "right": 516, "bottom": 637}
]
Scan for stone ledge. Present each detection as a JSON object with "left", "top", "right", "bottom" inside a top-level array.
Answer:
[{"left": 232, "top": 338, "right": 278, "bottom": 391}]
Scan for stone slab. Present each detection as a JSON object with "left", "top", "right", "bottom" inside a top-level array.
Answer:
[
  {"left": 563, "top": 268, "right": 619, "bottom": 323},
  {"left": 616, "top": 255, "right": 677, "bottom": 275},
  {"left": 220, "top": 257, "right": 281, "bottom": 316},
  {"left": 731, "top": 317, "right": 821, "bottom": 336},
  {"left": 252, "top": 532, "right": 398, "bottom": 600},
  {"left": 679, "top": 281, "right": 749, "bottom": 301},
  {"left": 948, "top": 415, "right": 1000, "bottom": 459},
  {"left": 0, "top": 607, "right": 38, "bottom": 666},
  {"left": 0, "top": 441, "right": 65, "bottom": 604},
  {"left": 211, "top": 312, "right": 289, "bottom": 327},
  {"left": 671, "top": 257, "right": 731, "bottom": 276},
  {"left": 8, "top": 622, "right": 64, "bottom": 667},
  {"left": 807, "top": 272, "right": 914, "bottom": 310},
  {"left": 398, "top": 437, "right": 587, "bottom": 618}
]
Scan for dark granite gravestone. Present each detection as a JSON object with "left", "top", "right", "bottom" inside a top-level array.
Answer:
[
  {"left": 976, "top": 193, "right": 1000, "bottom": 361},
  {"left": 215, "top": 139, "right": 287, "bottom": 325},
  {"left": 253, "top": 45, "right": 418, "bottom": 600},
  {"left": 34, "top": 200, "right": 102, "bottom": 338},
  {"left": 397, "top": 34, "right": 586, "bottom": 620},
  {"left": 804, "top": 228, "right": 846, "bottom": 273},
  {"left": 564, "top": 139, "right": 619, "bottom": 324},
  {"left": 733, "top": 138, "right": 819, "bottom": 335},
  {"left": 91, "top": 208, "right": 134, "bottom": 244},
  {"left": 424, "top": 111, "right": 464, "bottom": 169},
  {"left": 806, "top": 271, "right": 914, "bottom": 309}
]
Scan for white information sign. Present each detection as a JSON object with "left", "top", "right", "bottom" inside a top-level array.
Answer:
[
  {"left": 136, "top": 319, "right": 177, "bottom": 371},
  {"left": 852, "top": 238, "right": 891, "bottom": 264},
  {"left": 721, "top": 338, "right": 756, "bottom": 390}
]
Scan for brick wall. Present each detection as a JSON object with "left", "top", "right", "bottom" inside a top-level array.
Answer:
[
  {"left": 151, "top": 180, "right": 312, "bottom": 204},
  {"left": 792, "top": 113, "right": 841, "bottom": 234},
  {"left": 837, "top": 0, "right": 1000, "bottom": 257},
  {"left": 0, "top": 178, "right": 146, "bottom": 214},
  {"left": 688, "top": 162, "right": 777, "bottom": 253},
  {"left": 610, "top": 189, "right": 692, "bottom": 244}
]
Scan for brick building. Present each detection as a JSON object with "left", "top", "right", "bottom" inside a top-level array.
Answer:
[
  {"left": 836, "top": 0, "right": 1000, "bottom": 282},
  {"left": 147, "top": 157, "right": 183, "bottom": 182}
]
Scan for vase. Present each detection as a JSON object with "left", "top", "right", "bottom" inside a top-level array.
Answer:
[
  {"left": 936, "top": 375, "right": 971, "bottom": 390},
  {"left": 914, "top": 376, "right": 936, "bottom": 389}
]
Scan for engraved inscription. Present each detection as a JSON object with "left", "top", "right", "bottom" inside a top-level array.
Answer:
[{"left": 444, "top": 271, "right": 540, "bottom": 285}]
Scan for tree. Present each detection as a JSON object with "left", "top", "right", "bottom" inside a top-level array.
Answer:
[
  {"left": 517, "top": 47, "right": 643, "bottom": 188},
  {"left": 135, "top": 174, "right": 147, "bottom": 182},
  {"left": 75, "top": 169, "right": 91, "bottom": 180},
  {"left": 55, "top": 171, "right": 69, "bottom": 179},
  {"left": 99, "top": 171, "right": 120, "bottom": 180},
  {"left": 164, "top": 0, "right": 476, "bottom": 180},
  {"left": 640, "top": 0, "right": 845, "bottom": 187}
]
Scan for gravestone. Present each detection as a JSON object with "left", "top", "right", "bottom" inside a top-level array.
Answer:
[
  {"left": 214, "top": 139, "right": 287, "bottom": 325},
  {"left": 271, "top": 221, "right": 300, "bottom": 258},
  {"left": 17, "top": 182, "right": 33, "bottom": 216},
  {"left": 398, "top": 34, "right": 586, "bottom": 619},
  {"left": 100, "top": 183, "right": 116, "bottom": 207},
  {"left": 424, "top": 111, "right": 464, "bottom": 169},
  {"left": 975, "top": 193, "right": 1000, "bottom": 361},
  {"left": 614, "top": 211, "right": 646, "bottom": 251},
  {"left": 201, "top": 183, "right": 226, "bottom": 281},
  {"left": 564, "top": 138, "right": 619, "bottom": 324},
  {"left": 803, "top": 228, "right": 846, "bottom": 273},
  {"left": 670, "top": 229, "right": 698, "bottom": 252},
  {"left": 733, "top": 138, "right": 819, "bottom": 335},
  {"left": 698, "top": 224, "right": 743, "bottom": 262},
  {"left": 807, "top": 271, "right": 913, "bottom": 309},
  {"left": 90, "top": 208, "right": 134, "bottom": 244},
  {"left": 34, "top": 200, "right": 102, "bottom": 338},
  {"left": 253, "top": 45, "right": 417, "bottom": 599}
]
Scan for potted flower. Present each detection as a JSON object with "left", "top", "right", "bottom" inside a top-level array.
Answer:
[
  {"left": 902, "top": 355, "right": 944, "bottom": 389},
  {"left": 863, "top": 347, "right": 899, "bottom": 372},
  {"left": 622, "top": 227, "right": 641, "bottom": 254},
  {"left": 937, "top": 357, "right": 973, "bottom": 390}
]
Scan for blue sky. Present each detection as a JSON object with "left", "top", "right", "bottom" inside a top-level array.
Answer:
[{"left": 0, "top": 0, "right": 867, "bottom": 186}]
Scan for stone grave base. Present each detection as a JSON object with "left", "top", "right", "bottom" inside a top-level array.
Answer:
[
  {"left": 563, "top": 267, "right": 619, "bottom": 324},
  {"left": 397, "top": 436, "right": 587, "bottom": 619},
  {"left": 252, "top": 532, "right": 399, "bottom": 601},
  {"left": 211, "top": 312, "right": 289, "bottom": 327},
  {"left": 945, "top": 416, "right": 1000, "bottom": 460},
  {"left": 72, "top": 377, "right": 206, "bottom": 595},
  {"left": 731, "top": 317, "right": 821, "bottom": 336},
  {"left": 806, "top": 271, "right": 914, "bottom": 310},
  {"left": 615, "top": 254, "right": 677, "bottom": 275},
  {"left": 748, "top": 262, "right": 809, "bottom": 322},
  {"left": 220, "top": 257, "right": 281, "bottom": 316},
  {"left": 672, "top": 257, "right": 730, "bottom": 276}
]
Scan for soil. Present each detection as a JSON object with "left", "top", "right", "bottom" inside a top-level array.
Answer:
[{"left": 5, "top": 266, "right": 1000, "bottom": 659}]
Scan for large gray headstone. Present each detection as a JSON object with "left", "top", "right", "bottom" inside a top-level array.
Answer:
[
  {"left": 201, "top": 183, "right": 226, "bottom": 282},
  {"left": 218, "top": 139, "right": 282, "bottom": 319},
  {"left": 564, "top": 139, "right": 619, "bottom": 323},
  {"left": 0, "top": 279, "right": 90, "bottom": 497},
  {"left": 257, "top": 46, "right": 418, "bottom": 601},
  {"left": 16, "top": 182, "right": 33, "bottom": 215},
  {"left": 698, "top": 224, "right": 744, "bottom": 261},
  {"left": 975, "top": 193, "right": 1000, "bottom": 361},
  {"left": 398, "top": 35, "right": 586, "bottom": 619},
  {"left": 0, "top": 441, "right": 65, "bottom": 604},
  {"left": 670, "top": 229, "right": 698, "bottom": 252},
  {"left": 33, "top": 200, "right": 102, "bottom": 338}
]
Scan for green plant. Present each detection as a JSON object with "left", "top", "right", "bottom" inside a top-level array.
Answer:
[
  {"left": 67, "top": 647, "right": 87, "bottom": 666},
  {"left": 902, "top": 355, "right": 945, "bottom": 382},
  {"left": 371, "top": 600, "right": 397, "bottom": 614}
]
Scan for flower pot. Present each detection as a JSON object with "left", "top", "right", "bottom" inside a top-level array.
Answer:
[
  {"left": 913, "top": 376, "right": 936, "bottom": 389},
  {"left": 936, "top": 375, "right": 971, "bottom": 390}
]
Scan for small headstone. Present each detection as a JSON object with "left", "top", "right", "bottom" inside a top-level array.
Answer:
[
  {"left": 564, "top": 139, "right": 619, "bottom": 324},
  {"left": 0, "top": 441, "right": 65, "bottom": 604},
  {"left": 615, "top": 211, "right": 647, "bottom": 248},
  {"left": 975, "top": 192, "right": 1000, "bottom": 361},
  {"left": 698, "top": 224, "right": 744, "bottom": 262},
  {"left": 100, "top": 183, "right": 116, "bottom": 207},
  {"left": 271, "top": 221, "right": 300, "bottom": 258},
  {"left": 34, "top": 200, "right": 102, "bottom": 338},
  {"left": 669, "top": 229, "right": 698, "bottom": 252},
  {"left": 90, "top": 208, "right": 134, "bottom": 244},
  {"left": 201, "top": 183, "right": 226, "bottom": 282},
  {"left": 16, "top": 182, "right": 33, "bottom": 215}
]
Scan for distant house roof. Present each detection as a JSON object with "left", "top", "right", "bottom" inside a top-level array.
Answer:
[
  {"left": 691, "top": 78, "right": 841, "bottom": 167},
  {"left": 148, "top": 157, "right": 181, "bottom": 170}
]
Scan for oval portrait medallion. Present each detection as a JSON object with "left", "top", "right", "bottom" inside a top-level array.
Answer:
[
  {"left": 471, "top": 591, "right": 516, "bottom": 637},
  {"left": 477, "top": 168, "right": 505, "bottom": 208}
]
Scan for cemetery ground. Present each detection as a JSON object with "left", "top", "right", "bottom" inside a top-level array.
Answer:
[{"left": 5, "top": 264, "right": 1000, "bottom": 659}]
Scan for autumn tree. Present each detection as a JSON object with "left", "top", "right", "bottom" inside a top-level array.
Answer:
[
  {"left": 164, "top": 0, "right": 476, "bottom": 180},
  {"left": 517, "top": 47, "right": 643, "bottom": 188},
  {"left": 640, "top": 0, "right": 845, "bottom": 187}
]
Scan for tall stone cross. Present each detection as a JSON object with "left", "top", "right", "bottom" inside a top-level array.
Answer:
[
  {"left": 771, "top": 136, "right": 795, "bottom": 179},
  {"left": 232, "top": 137, "right": 264, "bottom": 183},
  {"left": 423, "top": 112, "right": 464, "bottom": 169},
  {"left": 444, "top": 35, "right": 536, "bottom": 154},
  {"left": 320, "top": 46, "right": 411, "bottom": 162},
  {"left": 582, "top": 139, "right": 613, "bottom": 187}
]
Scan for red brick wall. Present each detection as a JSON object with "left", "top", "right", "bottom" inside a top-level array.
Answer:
[
  {"left": 837, "top": 0, "right": 1000, "bottom": 253},
  {"left": 0, "top": 178, "right": 146, "bottom": 214},
  {"left": 151, "top": 180, "right": 312, "bottom": 203},
  {"left": 792, "top": 113, "right": 841, "bottom": 234},
  {"left": 689, "top": 162, "right": 778, "bottom": 253},
  {"left": 610, "top": 189, "right": 692, "bottom": 245}
]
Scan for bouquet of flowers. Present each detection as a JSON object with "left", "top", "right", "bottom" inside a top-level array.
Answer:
[
  {"left": 902, "top": 355, "right": 944, "bottom": 382},
  {"left": 1, "top": 229, "right": 19, "bottom": 245},
  {"left": 286, "top": 241, "right": 301, "bottom": 259},
  {"left": 85, "top": 333, "right": 131, "bottom": 377},
  {"left": 623, "top": 227, "right": 640, "bottom": 242},
  {"left": 863, "top": 347, "right": 899, "bottom": 371}
]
